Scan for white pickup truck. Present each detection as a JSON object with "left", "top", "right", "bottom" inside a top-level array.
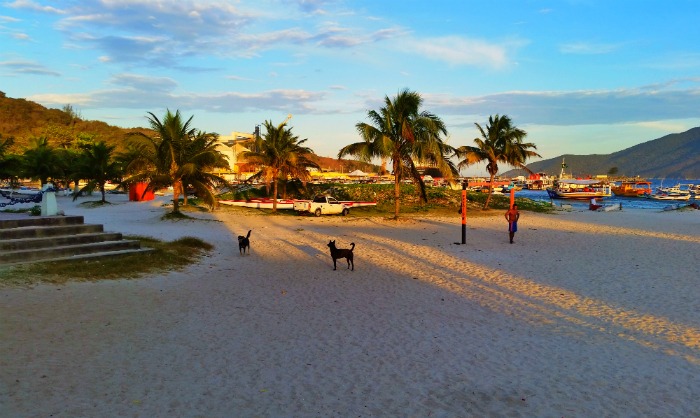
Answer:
[{"left": 294, "top": 195, "right": 351, "bottom": 216}]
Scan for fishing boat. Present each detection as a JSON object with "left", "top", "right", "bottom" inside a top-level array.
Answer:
[
  {"left": 611, "top": 180, "right": 653, "bottom": 197},
  {"left": 656, "top": 183, "right": 691, "bottom": 197},
  {"left": 644, "top": 191, "right": 691, "bottom": 201},
  {"left": 546, "top": 179, "right": 612, "bottom": 199},
  {"left": 546, "top": 158, "right": 612, "bottom": 199}
]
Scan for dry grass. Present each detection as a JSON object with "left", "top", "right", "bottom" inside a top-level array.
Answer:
[{"left": 0, "top": 236, "right": 213, "bottom": 288}]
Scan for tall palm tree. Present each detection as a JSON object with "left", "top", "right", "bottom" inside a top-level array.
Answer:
[
  {"left": 455, "top": 114, "right": 540, "bottom": 209},
  {"left": 339, "top": 89, "right": 457, "bottom": 219},
  {"left": 179, "top": 130, "right": 230, "bottom": 209},
  {"left": 123, "top": 110, "right": 228, "bottom": 213},
  {"left": 71, "top": 141, "right": 122, "bottom": 203},
  {"left": 240, "top": 120, "right": 318, "bottom": 212}
]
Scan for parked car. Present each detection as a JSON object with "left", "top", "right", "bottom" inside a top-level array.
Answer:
[{"left": 293, "top": 195, "right": 350, "bottom": 216}]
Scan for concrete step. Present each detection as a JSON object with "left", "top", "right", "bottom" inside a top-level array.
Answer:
[
  {"left": 0, "top": 240, "right": 143, "bottom": 264},
  {"left": 1, "top": 248, "right": 155, "bottom": 266},
  {"left": 0, "top": 223, "right": 103, "bottom": 240},
  {"left": 0, "top": 232, "right": 124, "bottom": 251},
  {"left": 0, "top": 215, "right": 85, "bottom": 230}
]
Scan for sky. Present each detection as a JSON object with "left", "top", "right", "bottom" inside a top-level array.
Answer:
[{"left": 2, "top": 0, "right": 700, "bottom": 175}]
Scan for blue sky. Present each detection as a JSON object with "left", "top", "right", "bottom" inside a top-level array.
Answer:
[{"left": 2, "top": 0, "right": 700, "bottom": 175}]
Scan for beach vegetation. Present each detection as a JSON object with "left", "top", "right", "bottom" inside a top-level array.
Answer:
[
  {"left": 21, "top": 136, "right": 65, "bottom": 186},
  {"left": 456, "top": 115, "right": 540, "bottom": 209},
  {"left": 0, "top": 235, "right": 213, "bottom": 287},
  {"left": 121, "top": 110, "right": 229, "bottom": 213},
  {"left": 70, "top": 141, "right": 122, "bottom": 203},
  {"left": 339, "top": 89, "right": 457, "bottom": 219},
  {"left": 240, "top": 119, "right": 319, "bottom": 212},
  {"left": 0, "top": 134, "right": 21, "bottom": 183}
]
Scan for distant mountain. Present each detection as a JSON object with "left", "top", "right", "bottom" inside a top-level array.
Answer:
[{"left": 505, "top": 127, "right": 700, "bottom": 179}]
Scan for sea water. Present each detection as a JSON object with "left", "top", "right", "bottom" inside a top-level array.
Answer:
[{"left": 516, "top": 178, "right": 699, "bottom": 210}]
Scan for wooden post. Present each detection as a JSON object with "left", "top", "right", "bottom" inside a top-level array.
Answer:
[
  {"left": 510, "top": 187, "right": 515, "bottom": 208},
  {"left": 461, "top": 181, "right": 467, "bottom": 244}
]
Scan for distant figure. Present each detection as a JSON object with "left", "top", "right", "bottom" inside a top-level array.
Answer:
[
  {"left": 504, "top": 204, "right": 520, "bottom": 244},
  {"left": 589, "top": 197, "right": 602, "bottom": 211}
]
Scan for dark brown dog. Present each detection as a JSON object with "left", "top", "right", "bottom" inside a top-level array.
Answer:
[
  {"left": 327, "top": 240, "right": 354, "bottom": 270},
  {"left": 238, "top": 230, "right": 251, "bottom": 255}
]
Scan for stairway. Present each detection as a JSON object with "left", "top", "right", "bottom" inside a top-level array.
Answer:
[{"left": 0, "top": 215, "right": 151, "bottom": 265}]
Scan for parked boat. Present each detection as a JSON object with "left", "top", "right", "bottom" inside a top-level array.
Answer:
[
  {"left": 656, "top": 183, "right": 691, "bottom": 197},
  {"left": 611, "top": 180, "right": 653, "bottom": 197},
  {"left": 644, "top": 191, "right": 691, "bottom": 201},
  {"left": 546, "top": 179, "right": 612, "bottom": 200}
]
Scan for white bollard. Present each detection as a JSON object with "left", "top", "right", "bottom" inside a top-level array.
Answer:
[{"left": 41, "top": 183, "right": 59, "bottom": 216}]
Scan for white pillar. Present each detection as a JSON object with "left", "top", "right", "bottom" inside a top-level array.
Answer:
[{"left": 41, "top": 183, "right": 59, "bottom": 216}]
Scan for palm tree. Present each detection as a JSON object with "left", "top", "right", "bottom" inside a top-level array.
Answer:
[
  {"left": 179, "top": 130, "right": 230, "bottom": 209},
  {"left": 71, "top": 141, "right": 122, "bottom": 203},
  {"left": 123, "top": 110, "right": 228, "bottom": 213},
  {"left": 240, "top": 120, "right": 318, "bottom": 212},
  {"left": 339, "top": 89, "right": 457, "bottom": 219},
  {"left": 455, "top": 114, "right": 540, "bottom": 209},
  {"left": 22, "top": 137, "right": 64, "bottom": 186}
]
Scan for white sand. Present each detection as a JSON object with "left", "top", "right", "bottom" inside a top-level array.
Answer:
[{"left": 1, "top": 193, "right": 699, "bottom": 417}]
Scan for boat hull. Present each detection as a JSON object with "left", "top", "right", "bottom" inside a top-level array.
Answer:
[
  {"left": 546, "top": 189, "right": 611, "bottom": 200},
  {"left": 645, "top": 194, "right": 691, "bottom": 201}
]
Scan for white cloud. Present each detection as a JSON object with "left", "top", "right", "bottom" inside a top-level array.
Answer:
[
  {"left": 0, "top": 60, "right": 60, "bottom": 76},
  {"left": 402, "top": 36, "right": 511, "bottom": 69},
  {"left": 424, "top": 83, "right": 700, "bottom": 126},
  {"left": 559, "top": 41, "right": 623, "bottom": 55},
  {"left": 5, "top": 0, "right": 66, "bottom": 14}
]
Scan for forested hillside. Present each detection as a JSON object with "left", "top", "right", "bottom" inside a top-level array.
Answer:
[{"left": 0, "top": 92, "right": 379, "bottom": 172}]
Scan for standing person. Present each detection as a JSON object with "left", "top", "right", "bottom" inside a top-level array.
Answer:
[{"left": 504, "top": 204, "right": 520, "bottom": 244}]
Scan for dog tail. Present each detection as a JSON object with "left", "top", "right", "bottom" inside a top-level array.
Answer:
[
  {"left": 246, "top": 230, "right": 251, "bottom": 238},
  {"left": 350, "top": 242, "right": 355, "bottom": 251}
]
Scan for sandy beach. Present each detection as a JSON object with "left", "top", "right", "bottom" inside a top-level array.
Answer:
[{"left": 1, "top": 193, "right": 699, "bottom": 417}]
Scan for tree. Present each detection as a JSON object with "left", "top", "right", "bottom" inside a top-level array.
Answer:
[
  {"left": 178, "top": 130, "right": 230, "bottom": 209},
  {"left": 122, "top": 110, "right": 228, "bottom": 213},
  {"left": 0, "top": 134, "right": 21, "bottom": 184},
  {"left": 339, "top": 89, "right": 457, "bottom": 219},
  {"left": 22, "top": 137, "right": 64, "bottom": 186},
  {"left": 455, "top": 114, "right": 540, "bottom": 209},
  {"left": 240, "top": 120, "right": 318, "bottom": 212},
  {"left": 71, "top": 141, "right": 122, "bottom": 203}
]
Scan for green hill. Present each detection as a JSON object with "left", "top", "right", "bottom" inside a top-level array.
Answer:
[
  {"left": 0, "top": 91, "right": 379, "bottom": 173},
  {"left": 505, "top": 127, "right": 700, "bottom": 179}
]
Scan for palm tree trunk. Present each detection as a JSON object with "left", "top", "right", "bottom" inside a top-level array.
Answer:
[
  {"left": 272, "top": 170, "right": 279, "bottom": 212},
  {"left": 483, "top": 173, "right": 495, "bottom": 209},
  {"left": 172, "top": 180, "right": 181, "bottom": 213},
  {"left": 393, "top": 157, "right": 400, "bottom": 219},
  {"left": 100, "top": 182, "right": 106, "bottom": 203}
]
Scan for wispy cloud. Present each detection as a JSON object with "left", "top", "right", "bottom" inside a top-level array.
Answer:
[
  {"left": 402, "top": 36, "right": 513, "bottom": 69},
  {"left": 0, "top": 60, "right": 60, "bottom": 76},
  {"left": 559, "top": 41, "right": 624, "bottom": 55},
  {"left": 5, "top": 0, "right": 66, "bottom": 14},
  {"left": 424, "top": 83, "right": 700, "bottom": 126},
  {"left": 0, "top": 15, "right": 21, "bottom": 22},
  {"left": 28, "top": 72, "right": 327, "bottom": 114}
]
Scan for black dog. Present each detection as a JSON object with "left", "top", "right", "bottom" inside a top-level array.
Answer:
[
  {"left": 238, "top": 230, "right": 251, "bottom": 255},
  {"left": 327, "top": 240, "right": 355, "bottom": 270}
]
